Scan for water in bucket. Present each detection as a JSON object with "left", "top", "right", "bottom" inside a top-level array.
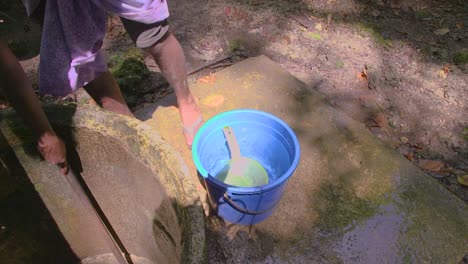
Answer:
[
  {"left": 192, "top": 110, "right": 300, "bottom": 224},
  {"left": 215, "top": 126, "right": 269, "bottom": 187}
]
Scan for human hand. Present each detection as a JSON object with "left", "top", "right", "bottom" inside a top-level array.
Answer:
[{"left": 37, "top": 132, "right": 69, "bottom": 175}]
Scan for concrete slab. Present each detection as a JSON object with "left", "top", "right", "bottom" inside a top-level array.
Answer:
[{"left": 135, "top": 56, "right": 468, "bottom": 263}]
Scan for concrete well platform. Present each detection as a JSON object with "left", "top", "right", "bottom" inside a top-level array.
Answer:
[
  {"left": 135, "top": 56, "right": 468, "bottom": 263},
  {"left": 0, "top": 105, "right": 205, "bottom": 264}
]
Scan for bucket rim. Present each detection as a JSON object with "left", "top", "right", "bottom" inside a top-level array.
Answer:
[{"left": 192, "top": 109, "right": 301, "bottom": 194}]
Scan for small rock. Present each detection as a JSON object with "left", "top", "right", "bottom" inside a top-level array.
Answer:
[{"left": 400, "top": 136, "right": 409, "bottom": 144}]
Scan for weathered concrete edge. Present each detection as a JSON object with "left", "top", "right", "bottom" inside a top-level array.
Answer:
[{"left": 0, "top": 104, "right": 206, "bottom": 264}]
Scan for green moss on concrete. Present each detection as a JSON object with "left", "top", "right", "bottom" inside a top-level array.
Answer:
[
  {"left": 108, "top": 48, "right": 145, "bottom": 68},
  {"left": 108, "top": 48, "right": 150, "bottom": 95},
  {"left": 396, "top": 171, "right": 468, "bottom": 263},
  {"left": 316, "top": 177, "right": 378, "bottom": 231},
  {"left": 355, "top": 22, "right": 392, "bottom": 47},
  {"left": 227, "top": 38, "right": 246, "bottom": 53},
  {"left": 312, "top": 125, "right": 398, "bottom": 232},
  {"left": 5, "top": 119, "right": 36, "bottom": 147}
]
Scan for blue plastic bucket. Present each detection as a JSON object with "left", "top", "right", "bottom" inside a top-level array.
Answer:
[{"left": 192, "top": 109, "right": 300, "bottom": 225}]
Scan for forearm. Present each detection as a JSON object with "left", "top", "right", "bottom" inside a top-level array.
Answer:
[{"left": 0, "top": 40, "right": 55, "bottom": 139}]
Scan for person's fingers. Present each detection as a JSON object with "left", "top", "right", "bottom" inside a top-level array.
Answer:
[
  {"left": 36, "top": 134, "right": 68, "bottom": 174},
  {"left": 58, "top": 161, "right": 69, "bottom": 175},
  {"left": 60, "top": 165, "right": 69, "bottom": 175}
]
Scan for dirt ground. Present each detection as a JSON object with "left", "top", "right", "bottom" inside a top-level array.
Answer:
[{"left": 1, "top": 1, "right": 467, "bottom": 198}]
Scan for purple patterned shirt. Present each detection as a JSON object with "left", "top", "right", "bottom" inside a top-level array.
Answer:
[{"left": 23, "top": 0, "right": 169, "bottom": 96}]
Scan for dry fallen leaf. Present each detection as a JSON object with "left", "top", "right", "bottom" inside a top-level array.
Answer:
[
  {"left": 197, "top": 73, "right": 216, "bottom": 85},
  {"left": 308, "top": 32, "right": 322, "bottom": 40},
  {"left": 434, "top": 28, "right": 450, "bottom": 35},
  {"left": 399, "top": 145, "right": 414, "bottom": 161},
  {"left": 418, "top": 159, "right": 445, "bottom": 172},
  {"left": 457, "top": 175, "right": 468, "bottom": 187},
  {"left": 282, "top": 35, "right": 291, "bottom": 45},
  {"left": 437, "top": 72, "right": 447, "bottom": 79},
  {"left": 357, "top": 70, "right": 368, "bottom": 80},
  {"left": 366, "top": 113, "right": 387, "bottom": 128},
  {"left": 437, "top": 65, "right": 449, "bottom": 79},
  {"left": 373, "top": 113, "right": 387, "bottom": 127}
]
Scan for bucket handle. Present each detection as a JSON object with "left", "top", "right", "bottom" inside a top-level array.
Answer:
[{"left": 223, "top": 192, "right": 275, "bottom": 215}]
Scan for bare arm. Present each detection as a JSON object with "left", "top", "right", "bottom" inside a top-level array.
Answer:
[{"left": 0, "top": 40, "right": 68, "bottom": 175}]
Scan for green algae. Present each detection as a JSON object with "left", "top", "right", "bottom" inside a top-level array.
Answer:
[
  {"left": 355, "top": 22, "right": 392, "bottom": 47},
  {"left": 108, "top": 48, "right": 150, "bottom": 95},
  {"left": 316, "top": 177, "right": 378, "bottom": 231},
  {"left": 453, "top": 50, "right": 468, "bottom": 65}
]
